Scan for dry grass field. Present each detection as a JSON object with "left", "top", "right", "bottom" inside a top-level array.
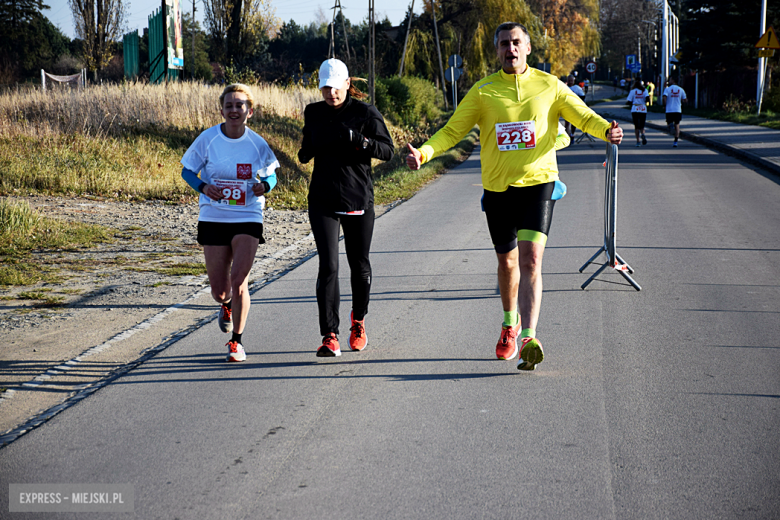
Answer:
[
  {"left": 0, "top": 82, "right": 322, "bottom": 203},
  {"left": 0, "top": 80, "right": 477, "bottom": 286}
]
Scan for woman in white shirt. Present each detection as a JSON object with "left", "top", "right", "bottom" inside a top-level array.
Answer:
[
  {"left": 626, "top": 79, "right": 650, "bottom": 146},
  {"left": 180, "top": 84, "right": 279, "bottom": 362}
]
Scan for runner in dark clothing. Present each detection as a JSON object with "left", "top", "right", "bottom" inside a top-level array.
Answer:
[{"left": 298, "top": 59, "right": 395, "bottom": 357}]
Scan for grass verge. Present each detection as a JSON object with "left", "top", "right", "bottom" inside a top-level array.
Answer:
[
  {"left": 0, "top": 198, "right": 115, "bottom": 286},
  {"left": 374, "top": 129, "right": 480, "bottom": 205}
]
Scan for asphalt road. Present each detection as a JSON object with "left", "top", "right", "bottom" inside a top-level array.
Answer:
[{"left": 2, "top": 129, "right": 779, "bottom": 519}]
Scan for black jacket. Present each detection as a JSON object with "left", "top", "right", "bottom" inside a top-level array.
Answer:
[{"left": 299, "top": 95, "right": 394, "bottom": 212}]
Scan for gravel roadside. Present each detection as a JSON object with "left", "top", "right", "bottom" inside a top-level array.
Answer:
[{"left": 0, "top": 196, "right": 356, "bottom": 442}]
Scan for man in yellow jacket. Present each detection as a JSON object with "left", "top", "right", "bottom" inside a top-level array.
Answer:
[{"left": 406, "top": 22, "right": 623, "bottom": 371}]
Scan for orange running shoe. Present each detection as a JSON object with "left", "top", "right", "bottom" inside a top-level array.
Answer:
[
  {"left": 226, "top": 340, "right": 246, "bottom": 362},
  {"left": 218, "top": 303, "right": 233, "bottom": 333},
  {"left": 517, "top": 337, "right": 544, "bottom": 371},
  {"left": 316, "top": 333, "right": 341, "bottom": 357},
  {"left": 348, "top": 311, "right": 367, "bottom": 351},
  {"left": 495, "top": 324, "right": 520, "bottom": 360}
]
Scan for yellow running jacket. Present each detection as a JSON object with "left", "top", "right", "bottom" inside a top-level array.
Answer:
[{"left": 419, "top": 68, "right": 612, "bottom": 192}]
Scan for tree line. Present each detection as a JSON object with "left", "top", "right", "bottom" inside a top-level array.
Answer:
[{"left": 1, "top": 0, "right": 777, "bottom": 99}]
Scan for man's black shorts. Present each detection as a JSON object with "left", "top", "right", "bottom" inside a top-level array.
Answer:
[
  {"left": 197, "top": 221, "right": 265, "bottom": 246},
  {"left": 665, "top": 112, "right": 682, "bottom": 124},
  {"left": 632, "top": 112, "right": 647, "bottom": 130},
  {"left": 483, "top": 182, "right": 555, "bottom": 253}
]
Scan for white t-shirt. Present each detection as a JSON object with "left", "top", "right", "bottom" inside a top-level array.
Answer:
[
  {"left": 569, "top": 84, "right": 585, "bottom": 96},
  {"left": 627, "top": 88, "right": 649, "bottom": 113},
  {"left": 181, "top": 124, "right": 279, "bottom": 223},
  {"left": 663, "top": 85, "right": 687, "bottom": 113}
]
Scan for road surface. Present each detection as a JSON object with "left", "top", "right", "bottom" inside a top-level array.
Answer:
[{"left": 2, "top": 129, "right": 779, "bottom": 519}]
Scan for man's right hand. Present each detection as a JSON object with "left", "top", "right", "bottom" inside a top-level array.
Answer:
[{"left": 406, "top": 143, "right": 422, "bottom": 170}]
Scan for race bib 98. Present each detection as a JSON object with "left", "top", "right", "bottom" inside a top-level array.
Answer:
[
  {"left": 211, "top": 179, "right": 248, "bottom": 206},
  {"left": 496, "top": 121, "right": 536, "bottom": 151}
]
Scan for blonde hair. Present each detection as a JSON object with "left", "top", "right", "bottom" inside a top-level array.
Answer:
[
  {"left": 348, "top": 77, "right": 368, "bottom": 101},
  {"left": 219, "top": 83, "right": 255, "bottom": 109}
]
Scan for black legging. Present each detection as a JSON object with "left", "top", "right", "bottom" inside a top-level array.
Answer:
[{"left": 308, "top": 207, "right": 375, "bottom": 336}]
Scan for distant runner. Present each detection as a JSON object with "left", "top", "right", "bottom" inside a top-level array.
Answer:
[
  {"left": 406, "top": 22, "right": 623, "bottom": 371},
  {"left": 627, "top": 78, "right": 650, "bottom": 146},
  {"left": 564, "top": 75, "right": 586, "bottom": 137},
  {"left": 663, "top": 76, "right": 687, "bottom": 148},
  {"left": 181, "top": 83, "right": 279, "bottom": 362}
]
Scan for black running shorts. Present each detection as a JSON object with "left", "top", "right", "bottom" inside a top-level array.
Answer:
[
  {"left": 665, "top": 112, "right": 682, "bottom": 124},
  {"left": 483, "top": 182, "right": 555, "bottom": 253},
  {"left": 632, "top": 112, "right": 647, "bottom": 129},
  {"left": 197, "top": 221, "right": 265, "bottom": 246}
]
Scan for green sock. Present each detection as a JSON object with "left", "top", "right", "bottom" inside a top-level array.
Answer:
[
  {"left": 503, "top": 311, "right": 519, "bottom": 327},
  {"left": 520, "top": 328, "right": 536, "bottom": 339}
]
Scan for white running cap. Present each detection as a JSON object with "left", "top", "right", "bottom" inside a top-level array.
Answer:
[{"left": 319, "top": 59, "right": 349, "bottom": 89}]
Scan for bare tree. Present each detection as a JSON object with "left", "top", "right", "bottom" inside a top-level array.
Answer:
[
  {"left": 599, "top": 0, "right": 657, "bottom": 76},
  {"left": 69, "top": 0, "right": 125, "bottom": 79},
  {"left": 204, "top": 0, "right": 279, "bottom": 66}
]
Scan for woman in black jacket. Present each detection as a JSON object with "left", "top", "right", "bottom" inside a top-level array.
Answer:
[{"left": 298, "top": 58, "right": 394, "bottom": 357}]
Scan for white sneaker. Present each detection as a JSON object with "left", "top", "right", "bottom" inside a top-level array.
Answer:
[{"left": 226, "top": 341, "right": 246, "bottom": 362}]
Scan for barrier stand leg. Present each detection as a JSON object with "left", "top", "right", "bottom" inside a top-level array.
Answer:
[
  {"left": 575, "top": 131, "right": 596, "bottom": 144},
  {"left": 581, "top": 261, "right": 610, "bottom": 290},
  {"left": 579, "top": 246, "right": 605, "bottom": 273},
  {"left": 614, "top": 252, "right": 635, "bottom": 274}
]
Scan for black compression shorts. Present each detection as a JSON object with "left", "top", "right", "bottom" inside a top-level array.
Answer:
[
  {"left": 632, "top": 112, "right": 647, "bottom": 129},
  {"left": 483, "top": 182, "right": 555, "bottom": 253},
  {"left": 197, "top": 221, "right": 265, "bottom": 246}
]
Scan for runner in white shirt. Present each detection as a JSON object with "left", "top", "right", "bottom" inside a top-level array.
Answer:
[
  {"left": 626, "top": 78, "right": 650, "bottom": 146},
  {"left": 563, "top": 75, "right": 585, "bottom": 137},
  {"left": 180, "top": 83, "right": 279, "bottom": 362},
  {"left": 662, "top": 76, "right": 688, "bottom": 148}
]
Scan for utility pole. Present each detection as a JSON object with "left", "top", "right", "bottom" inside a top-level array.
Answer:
[
  {"left": 432, "top": 0, "right": 448, "bottom": 110},
  {"left": 161, "top": 0, "right": 168, "bottom": 82},
  {"left": 192, "top": 0, "right": 196, "bottom": 80},
  {"left": 758, "top": 0, "right": 767, "bottom": 113},
  {"left": 398, "top": 0, "right": 414, "bottom": 77},
  {"left": 338, "top": 0, "right": 351, "bottom": 61},
  {"left": 329, "top": 0, "right": 337, "bottom": 59},
  {"left": 368, "top": 0, "right": 375, "bottom": 103},
  {"left": 661, "top": 0, "right": 668, "bottom": 93}
]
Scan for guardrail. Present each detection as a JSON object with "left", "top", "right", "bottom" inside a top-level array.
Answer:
[{"left": 579, "top": 143, "right": 642, "bottom": 291}]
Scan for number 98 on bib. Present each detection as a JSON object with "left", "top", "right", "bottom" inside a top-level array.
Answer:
[{"left": 495, "top": 121, "right": 536, "bottom": 151}]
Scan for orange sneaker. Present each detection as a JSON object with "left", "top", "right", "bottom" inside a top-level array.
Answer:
[
  {"left": 348, "top": 312, "right": 367, "bottom": 351},
  {"left": 517, "top": 337, "right": 544, "bottom": 371},
  {"left": 316, "top": 333, "right": 341, "bottom": 357},
  {"left": 495, "top": 324, "right": 520, "bottom": 360}
]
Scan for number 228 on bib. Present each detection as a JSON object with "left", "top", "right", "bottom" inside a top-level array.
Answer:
[{"left": 496, "top": 121, "right": 536, "bottom": 151}]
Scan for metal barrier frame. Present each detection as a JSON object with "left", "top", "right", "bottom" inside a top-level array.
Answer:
[
  {"left": 579, "top": 143, "right": 642, "bottom": 291},
  {"left": 574, "top": 129, "right": 596, "bottom": 144}
]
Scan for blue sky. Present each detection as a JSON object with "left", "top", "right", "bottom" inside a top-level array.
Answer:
[{"left": 44, "top": 0, "right": 423, "bottom": 40}]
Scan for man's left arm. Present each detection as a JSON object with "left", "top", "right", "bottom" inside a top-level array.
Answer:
[{"left": 558, "top": 86, "right": 621, "bottom": 144}]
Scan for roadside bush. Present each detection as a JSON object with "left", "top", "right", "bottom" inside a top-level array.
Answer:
[
  {"left": 763, "top": 85, "right": 780, "bottom": 113},
  {"left": 722, "top": 94, "right": 755, "bottom": 114},
  {"left": 375, "top": 76, "right": 443, "bottom": 127}
]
